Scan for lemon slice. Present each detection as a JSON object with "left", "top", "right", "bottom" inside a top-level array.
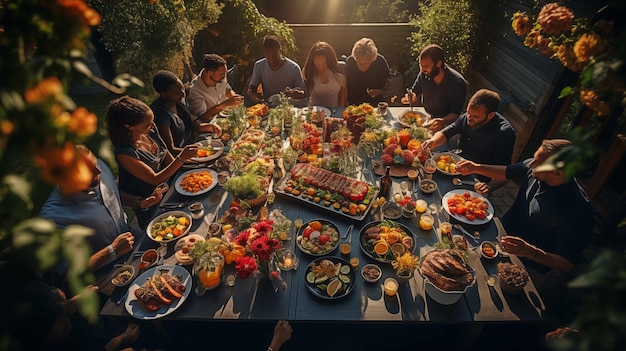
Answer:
[
  {"left": 340, "top": 265, "right": 350, "bottom": 275},
  {"left": 326, "top": 278, "right": 343, "bottom": 297},
  {"left": 306, "top": 271, "right": 316, "bottom": 284},
  {"left": 339, "top": 274, "right": 351, "bottom": 284}
]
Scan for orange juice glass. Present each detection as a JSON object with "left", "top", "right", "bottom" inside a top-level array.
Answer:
[
  {"left": 199, "top": 266, "right": 222, "bottom": 289},
  {"left": 350, "top": 257, "right": 360, "bottom": 269},
  {"left": 340, "top": 243, "right": 352, "bottom": 255},
  {"left": 415, "top": 199, "right": 427, "bottom": 213}
]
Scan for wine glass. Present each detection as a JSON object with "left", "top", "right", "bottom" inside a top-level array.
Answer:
[{"left": 424, "top": 158, "right": 437, "bottom": 179}]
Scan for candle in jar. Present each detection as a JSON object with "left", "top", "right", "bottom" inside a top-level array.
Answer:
[
  {"left": 383, "top": 278, "right": 399, "bottom": 296},
  {"left": 283, "top": 257, "right": 293, "bottom": 268},
  {"left": 419, "top": 213, "right": 434, "bottom": 231}
]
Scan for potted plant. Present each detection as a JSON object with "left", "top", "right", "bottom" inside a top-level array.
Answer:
[
  {"left": 223, "top": 173, "right": 268, "bottom": 207},
  {"left": 392, "top": 251, "right": 420, "bottom": 284}
]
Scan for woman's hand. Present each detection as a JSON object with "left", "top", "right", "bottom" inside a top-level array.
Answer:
[{"left": 178, "top": 143, "right": 200, "bottom": 161}]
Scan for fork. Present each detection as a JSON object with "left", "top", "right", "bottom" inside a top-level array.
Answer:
[
  {"left": 453, "top": 223, "right": 480, "bottom": 243},
  {"left": 160, "top": 201, "right": 189, "bottom": 209}
]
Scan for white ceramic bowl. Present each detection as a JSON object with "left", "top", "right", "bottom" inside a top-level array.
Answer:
[
  {"left": 419, "top": 179, "right": 438, "bottom": 194},
  {"left": 423, "top": 270, "right": 476, "bottom": 305},
  {"left": 479, "top": 241, "right": 498, "bottom": 259},
  {"left": 361, "top": 263, "right": 382, "bottom": 283},
  {"left": 381, "top": 202, "right": 402, "bottom": 220},
  {"left": 111, "top": 265, "right": 135, "bottom": 287},
  {"left": 146, "top": 210, "right": 192, "bottom": 243},
  {"left": 419, "top": 250, "right": 476, "bottom": 305}
]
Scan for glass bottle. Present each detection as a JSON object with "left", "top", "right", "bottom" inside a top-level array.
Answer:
[{"left": 380, "top": 166, "right": 392, "bottom": 200}]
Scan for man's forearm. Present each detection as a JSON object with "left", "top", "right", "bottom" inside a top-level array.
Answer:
[
  {"left": 472, "top": 164, "right": 508, "bottom": 181},
  {"left": 441, "top": 113, "right": 460, "bottom": 126}
]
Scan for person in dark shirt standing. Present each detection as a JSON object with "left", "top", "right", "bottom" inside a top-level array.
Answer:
[
  {"left": 402, "top": 44, "right": 467, "bottom": 132},
  {"left": 345, "top": 37, "right": 390, "bottom": 105}
]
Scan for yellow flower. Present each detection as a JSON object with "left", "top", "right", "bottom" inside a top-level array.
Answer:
[
  {"left": 24, "top": 77, "right": 63, "bottom": 104},
  {"left": 391, "top": 252, "right": 419, "bottom": 272},
  {"left": 573, "top": 33, "right": 606, "bottom": 63},
  {"left": 524, "top": 30, "right": 540, "bottom": 48},
  {"left": 35, "top": 142, "right": 93, "bottom": 195},
  {"left": 68, "top": 107, "right": 98, "bottom": 136},
  {"left": 555, "top": 44, "right": 584, "bottom": 72},
  {"left": 511, "top": 12, "right": 532, "bottom": 36},
  {"left": 579, "top": 89, "right": 599, "bottom": 109}
]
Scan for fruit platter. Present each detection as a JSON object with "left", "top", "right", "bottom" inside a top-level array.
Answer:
[
  {"left": 305, "top": 257, "right": 355, "bottom": 299},
  {"left": 359, "top": 220, "right": 416, "bottom": 263},
  {"left": 432, "top": 152, "right": 462, "bottom": 175},
  {"left": 296, "top": 219, "right": 340, "bottom": 256},
  {"left": 274, "top": 163, "right": 379, "bottom": 221},
  {"left": 398, "top": 109, "right": 430, "bottom": 128}
]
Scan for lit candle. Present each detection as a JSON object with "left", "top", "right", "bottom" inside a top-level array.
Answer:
[{"left": 283, "top": 257, "right": 293, "bottom": 268}]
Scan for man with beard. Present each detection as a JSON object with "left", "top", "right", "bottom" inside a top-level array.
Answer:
[
  {"left": 455, "top": 139, "right": 594, "bottom": 310},
  {"left": 402, "top": 44, "right": 467, "bottom": 132},
  {"left": 247, "top": 35, "right": 306, "bottom": 106},
  {"left": 40, "top": 145, "right": 163, "bottom": 273},
  {"left": 421, "top": 89, "right": 516, "bottom": 185},
  {"left": 187, "top": 53, "right": 244, "bottom": 121}
]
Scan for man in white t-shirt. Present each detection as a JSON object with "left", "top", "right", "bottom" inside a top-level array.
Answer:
[
  {"left": 246, "top": 35, "right": 306, "bottom": 106},
  {"left": 187, "top": 53, "right": 243, "bottom": 122}
]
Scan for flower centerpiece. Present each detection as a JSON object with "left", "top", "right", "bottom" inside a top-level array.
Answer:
[
  {"left": 232, "top": 219, "right": 287, "bottom": 289},
  {"left": 391, "top": 251, "right": 420, "bottom": 284},
  {"left": 342, "top": 103, "right": 384, "bottom": 143}
]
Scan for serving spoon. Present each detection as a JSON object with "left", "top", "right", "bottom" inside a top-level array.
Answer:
[{"left": 452, "top": 178, "right": 475, "bottom": 186}]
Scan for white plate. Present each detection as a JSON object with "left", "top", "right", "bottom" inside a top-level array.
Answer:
[
  {"left": 432, "top": 152, "right": 462, "bottom": 176},
  {"left": 311, "top": 106, "right": 332, "bottom": 118},
  {"left": 125, "top": 265, "right": 192, "bottom": 320},
  {"left": 441, "top": 189, "right": 494, "bottom": 225},
  {"left": 189, "top": 139, "right": 224, "bottom": 163},
  {"left": 146, "top": 210, "right": 192, "bottom": 243},
  {"left": 174, "top": 168, "right": 218, "bottom": 196},
  {"left": 397, "top": 109, "right": 430, "bottom": 128}
]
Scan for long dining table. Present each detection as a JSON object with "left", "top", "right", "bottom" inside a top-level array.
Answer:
[{"left": 100, "top": 106, "right": 547, "bottom": 329}]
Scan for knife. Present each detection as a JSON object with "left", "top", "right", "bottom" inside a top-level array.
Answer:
[
  {"left": 493, "top": 217, "right": 510, "bottom": 257},
  {"left": 342, "top": 224, "right": 354, "bottom": 240}
]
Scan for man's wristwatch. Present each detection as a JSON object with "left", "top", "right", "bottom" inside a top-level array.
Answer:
[{"left": 107, "top": 245, "right": 117, "bottom": 261}]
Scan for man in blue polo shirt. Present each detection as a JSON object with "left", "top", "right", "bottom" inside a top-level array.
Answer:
[
  {"left": 421, "top": 89, "right": 516, "bottom": 184},
  {"left": 402, "top": 44, "right": 467, "bottom": 132}
]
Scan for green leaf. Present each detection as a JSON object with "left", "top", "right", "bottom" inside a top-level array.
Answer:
[
  {"left": 3, "top": 175, "right": 33, "bottom": 209},
  {"left": 559, "top": 86, "right": 575, "bottom": 99}
]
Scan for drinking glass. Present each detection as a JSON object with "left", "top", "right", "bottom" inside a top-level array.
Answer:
[{"left": 424, "top": 158, "right": 437, "bottom": 179}]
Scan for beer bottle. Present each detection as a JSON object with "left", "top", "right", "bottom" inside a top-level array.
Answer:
[{"left": 380, "top": 166, "right": 392, "bottom": 199}]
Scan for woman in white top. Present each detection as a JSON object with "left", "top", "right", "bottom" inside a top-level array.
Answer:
[{"left": 302, "top": 41, "right": 347, "bottom": 108}]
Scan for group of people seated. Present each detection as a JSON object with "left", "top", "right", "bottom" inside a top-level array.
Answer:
[{"left": 29, "top": 32, "right": 593, "bottom": 349}]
